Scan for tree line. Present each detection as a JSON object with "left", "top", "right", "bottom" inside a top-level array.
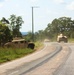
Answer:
[
  {"left": 32, "top": 17, "right": 74, "bottom": 41},
  {"left": 0, "top": 16, "right": 74, "bottom": 46},
  {"left": 0, "top": 14, "right": 24, "bottom": 46}
]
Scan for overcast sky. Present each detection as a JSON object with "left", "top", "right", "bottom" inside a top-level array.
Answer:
[{"left": 0, "top": 0, "right": 74, "bottom": 32}]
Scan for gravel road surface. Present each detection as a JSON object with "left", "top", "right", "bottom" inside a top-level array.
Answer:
[
  {"left": 23, "top": 43, "right": 70, "bottom": 75},
  {"left": 54, "top": 43, "right": 74, "bottom": 75}
]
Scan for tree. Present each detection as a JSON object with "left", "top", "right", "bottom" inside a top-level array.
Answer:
[
  {"left": 0, "top": 22, "right": 12, "bottom": 46},
  {"left": 57, "top": 17, "right": 74, "bottom": 38},
  {"left": 1, "top": 17, "right": 9, "bottom": 24},
  {"left": 44, "top": 23, "right": 54, "bottom": 39},
  {"left": 9, "top": 14, "right": 24, "bottom": 37},
  {"left": 45, "top": 17, "right": 74, "bottom": 39},
  {"left": 25, "top": 31, "right": 32, "bottom": 41},
  {"left": 34, "top": 30, "right": 46, "bottom": 41}
]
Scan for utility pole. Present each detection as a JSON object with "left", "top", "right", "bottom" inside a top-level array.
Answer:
[
  {"left": 31, "top": 6, "right": 39, "bottom": 42},
  {"left": 32, "top": 7, "right": 34, "bottom": 42}
]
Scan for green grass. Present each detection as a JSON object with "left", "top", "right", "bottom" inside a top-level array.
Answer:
[
  {"left": 0, "top": 41, "right": 43, "bottom": 64},
  {"left": 68, "top": 38, "right": 74, "bottom": 43},
  {"left": 35, "top": 41, "right": 44, "bottom": 50},
  {"left": 0, "top": 47, "right": 35, "bottom": 64}
]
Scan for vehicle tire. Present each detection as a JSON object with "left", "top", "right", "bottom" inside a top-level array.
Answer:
[{"left": 28, "top": 43, "right": 35, "bottom": 49}]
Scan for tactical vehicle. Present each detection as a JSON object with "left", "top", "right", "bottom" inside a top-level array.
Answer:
[
  {"left": 4, "top": 37, "right": 35, "bottom": 49},
  {"left": 57, "top": 34, "right": 68, "bottom": 43}
]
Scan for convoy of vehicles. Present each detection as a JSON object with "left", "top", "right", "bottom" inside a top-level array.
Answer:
[{"left": 2, "top": 33, "right": 68, "bottom": 49}]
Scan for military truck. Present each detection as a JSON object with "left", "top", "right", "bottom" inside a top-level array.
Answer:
[
  {"left": 4, "top": 37, "right": 35, "bottom": 49},
  {"left": 57, "top": 34, "right": 68, "bottom": 43}
]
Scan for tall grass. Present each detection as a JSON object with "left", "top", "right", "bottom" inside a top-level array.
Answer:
[
  {"left": 35, "top": 41, "right": 44, "bottom": 50},
  {"left": 68, "top": 38, "right": 74, "bottom": 43},
  {"left": 0, "top": 47, "right": 35, "bottom": 64}
]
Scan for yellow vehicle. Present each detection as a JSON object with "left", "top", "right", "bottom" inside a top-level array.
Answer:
[{"left": 57, "top": 34, "right": 68, "bottom": 43}]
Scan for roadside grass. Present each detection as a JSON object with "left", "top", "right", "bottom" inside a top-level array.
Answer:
[
  {"left": 0, "top": 47, "right": 35, "bottom": 64},
  {"left": 35, "top": 41, "right": 44, "bottom": 50},
  {"left": 68, "top": 38, "right": 74, "bottom": 43},
  {"left": 0, "top": 41, "right": 43, "bottom": 64}
]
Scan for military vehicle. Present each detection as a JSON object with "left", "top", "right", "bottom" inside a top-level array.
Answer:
[
  {"left": 4, "top": 37, "right": 35, "bottom": 49},
  {"left": 57, "top": 34, "right": 68, "bottom": 43}
]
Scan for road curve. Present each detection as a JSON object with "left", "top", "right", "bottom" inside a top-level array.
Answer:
[
  {"left": 0, "top": 42, "right": 62, "bottom": 75},
  {"left": 54, "top": 43, "right": 74, "bottom": 75}
]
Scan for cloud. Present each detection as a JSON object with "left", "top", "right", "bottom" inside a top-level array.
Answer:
[
  {"left": 30, "top": 0, "right": 39, "bottom": 3},
  {"left": 53, "top": 0, "right": 65, "bottom": 4},
  {"left": 0, "top": 0, "right": 10, "bottom": 8},
  {"left": 0, "top": 0, "right": 8, "bottom": 2},
  {"left": 0, "top": 2, "right": 4, "bottom": 7},
  {"left": 66, "top": 1, "right": 74, "bottom": 10},
  {"left": 5, "top": 0, "right": 9, "bottom": 1},
  {"left": 45, "top": 8, "right": 59, "bottom": 15}
]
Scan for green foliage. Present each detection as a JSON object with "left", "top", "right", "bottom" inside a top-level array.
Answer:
[
  {"left": 45, "top": 17, "right": 74, "bottom": 39},
  {"left": 0, "top": 14, "right": 24, "bottom": 46},
  {"left": 0, "top": 22, "right": 12, "bottom": 46},
  {"left": 25, "top": 31, "right": 32, "bottom": 41},
  {"left": 34, "top": 16, "right": 74, "bottom": 41},
  {"left": 35, "top": 41, "right": 43, "bottom": 49},
  {"left": 1, "top": 17, "right": 9, "bottom": 24},
  {"left": 9, "top": 14, "right": 24, "bottom": 37},
  {"left": 0, "top": 48, "right": 35, "bottom": 63},
  {"left": 25, "top": 30, "right": 48, "bottom": 42},
  {"left": 34, "top": 30, "right": 47, "bottom": 42}
]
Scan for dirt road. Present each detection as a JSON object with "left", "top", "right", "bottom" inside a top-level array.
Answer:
[{"left": 0, "top": 42, "right": 71, "bottom": 75}]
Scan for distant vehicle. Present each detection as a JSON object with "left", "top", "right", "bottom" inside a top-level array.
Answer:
[
  {"left": 44, "top": 39, "right": 50, "bottom": 42},
  {"left": 4, "top": 37, "right": 35, "bottom": 49},
  {"left": 57, "top": 34, "right": 68, "bottom": 43}
]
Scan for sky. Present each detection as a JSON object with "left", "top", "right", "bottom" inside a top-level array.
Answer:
[{"left": 0, "top": 0, "right": 74, "bottom": 32}]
